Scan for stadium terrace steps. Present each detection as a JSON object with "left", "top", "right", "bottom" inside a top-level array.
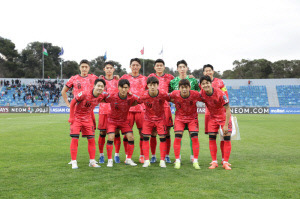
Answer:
[
  {"left": 266, "top": 86, "right": 280, "bottom": 107},
  {"left": 276, "top": 85, "right": 300, "bottom": 107},
  {"left": 58, "top": 96, "right": 67, "bottom": 106}
]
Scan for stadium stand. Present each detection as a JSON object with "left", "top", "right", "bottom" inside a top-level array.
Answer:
[
  {"left": 276, "top": 85, "right": 300, "bottom": 107},
  {"left": 0, "top": 80, "right": 62, "bottom": 107},
  {"left": 227, "top": 85, "right": 269, "bottom": 107}
]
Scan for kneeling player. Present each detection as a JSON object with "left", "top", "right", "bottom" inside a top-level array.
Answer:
[
  {"left": 68, "top": 79, "right": 108, "bottom": 169},
  {"left": 138, "top": 76, "right": 170, "bottom": 168},
  {"left": 103, "top": 79, "right": 140, "bottom": 167},
  {"left": 170, "top": 79, "right": 201, "bottom": 169},
  {"left": 199, "top": 76, "right": 232, "bottom": 170}
]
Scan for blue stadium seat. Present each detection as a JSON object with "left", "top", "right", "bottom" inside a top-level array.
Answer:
[{"left": 276, "top": 85, "right": 300, "bottom": 107}]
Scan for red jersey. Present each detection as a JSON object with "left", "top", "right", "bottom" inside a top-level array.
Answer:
[
  {"left": 169, "top": 90, "right": 201, "bottom": 122},
  {"left": 120, "top": 74, "right": 147, "bottom": 112},
  {"left": 74, "top": 90, "right": 108, "bottom": 122},
  {"left": 200, "top": 77, "right": 229, "bottom": 115},
  {"left": 138, "top": 90, "right": 170, "bottom": 121},
  {"left": 104, "top": 93, "right": 139, "bottom": 123},
  {"left": 148, "top": 73, "right": 174, "bottom": 107},
  {"left": 66, "top": 74, "right": 99, "bottom": 96},
  {"left": 99, "top": 76, "right": 119, "bottom": 114},
  {"left": 199, "top": 88, "right": 229, "bottom": 123}
]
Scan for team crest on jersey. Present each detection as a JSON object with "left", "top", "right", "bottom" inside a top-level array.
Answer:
[
  {"left": 145, "top": 102, "right": 152, "bottom": 108},
  {"left": 223, "top": 95, "right": 229, "bottom": 103}
]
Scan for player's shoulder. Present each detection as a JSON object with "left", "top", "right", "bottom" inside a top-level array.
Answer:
[
  {"left": 165, "top": 73, "right": 175, "bottom": 79},
  {"left": 120, "top": 74, "right": 130, "bottom": 79},
  {"left": 190, "top": 90, "right": 199, "bottom": 95},
  {"left": 88, "top": 74, "right": 98, "bottom": 78},
  {"left": 148, "top": 73, "right": 156, "bottom": 77}
]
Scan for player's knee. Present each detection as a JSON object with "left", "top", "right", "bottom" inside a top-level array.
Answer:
[
  {"left": 160, "top": 138, "right": 166, "bottom": 142},
  {"left": 115, "top": 134, "right": 120, "bottom": 138},
  {"left": 107, "top": 140, "right": 113, "bottom": 145},
  {"left": 190, "top": 133, "right": 198, "bottom": 138},
  {"left": 175, "top": 134, "right": 182, "bottom": 138},
  {"left": 126, "top": 133, "right": 134, "bottom": 141},
  {"left": 209, "top": 135, "right": 217, "bottom": 140},
  {"left": 224, "top": 136, "right": 231, "bottom": 141}
]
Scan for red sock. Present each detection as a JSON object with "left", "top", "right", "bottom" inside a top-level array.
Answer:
[
  {"left": 127, "top": 141, "right": 134, "bottom": 159},
  {"left": 98, "top": 134, "right": 106, "bottom": 153},
  {"left": 123, "top": 135, "right": 128, "bottom": 155},
  {"left": 166, "top": 135, "right": 171, "bottom": 155},
  {"left": 191, "top": 137, "right": 200, "bottom": 160},
  {"left": 142, "top": 140, "right": 149, "bottom": 160},
  {"left": 150, "top": 136, "right": 157, "bottom": 155},
  {"left": 174, "top": 137, "right": 181, "bottom": 159},
  {"left": 106, "top": 141, "right": 113, "bottom": 159},
  {"left": 87, "top": 137, "right": 96, "bottom": 160},
  {"left": 224, "top": 140, "right": 231, "bottom": 162},
  {"left": 70, "top": 137, "right": 79, "bottom": 160},
  {"left": 220, "top": 141, "right": 224, "bottom": 160},
  {"left": 114, "top": 135, "right": 121, "bottom": 153},
  {"left": 209, "top": 139, "right": 217, "bottom": 161},
  {"left": 159, "top": 140, "right": 167, "bottom": 161},
  {"left": 140, "top": 137, "right": 144, "bottom": 156}
]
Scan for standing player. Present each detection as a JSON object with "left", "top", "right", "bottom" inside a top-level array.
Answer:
[
  {"left": 61, "top": 59, "right": 99, "bottom": 164},
  {"left": 170, "top": 79, "right": 201, "bottom": 170},
  {"left": 68, "top": 79, "right": 108, "bottom": 169},
  {"left": 97, "top": 62, "right": 120, "bottom": 164},
  {"left": 169, "top": 60, "right": 200, "bottom": 162},
  {"left": 201, "top": 64, "right": 229, "bottom": 165},
  {"left": 138, "top": 76, "right": 170, "bottom": 168},
  {"left": 148, "top": 59, "right": 174, "bottom": 163},
  {"left": 199, "top": 76, "right": 232, "bottom": 170},
  {"left": 120, "top": 58, "right": 147, "bottom": 163},
  {"left": 103, "top": 79, "right": 139, "bottom": 167}
]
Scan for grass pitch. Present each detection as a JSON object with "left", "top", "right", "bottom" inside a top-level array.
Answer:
[{"left": 0, "top": 113, "right": 299, "bottom": 198}]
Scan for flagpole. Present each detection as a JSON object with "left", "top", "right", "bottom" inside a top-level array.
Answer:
[
  {"left": 162, "top": 46, "right": 163, "bottom": 59},
  {"left": 42, "top": 43, "right": 44, "bottom": 79},
  {"left": 143, "top": 53, "right": 145, "bottom": 76}
]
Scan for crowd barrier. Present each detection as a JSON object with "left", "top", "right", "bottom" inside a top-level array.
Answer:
[{"left": 1, "top": 106, "right": 300, "bottom": 114}]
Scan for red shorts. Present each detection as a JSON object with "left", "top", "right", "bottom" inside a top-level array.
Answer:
[
  {"left": 107, "top": 120, "right": 132, "bottom": 135},
  {"left": 142, "top": 120, "right": 166, "bottom": 136},
  {"left": 98, "top": 114, "right": 108, "bottom": 131},
  {"left": 128, "top": 112, "right": 144, "bottom": 129},
  {"left": 174, "top": 119, "right": 199, "bottom": 133},
  {"left": 70, "top": 120, "right": 95, "bottom": 137},
  {"left": 164, "top": 107, "right": 173, "bottom": 127},
  {"left": 205, "top": 116, "right": 232, "bottom": 134}
]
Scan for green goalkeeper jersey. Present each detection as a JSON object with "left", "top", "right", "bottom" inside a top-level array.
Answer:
[{"left": 169, "top": 76, "right": 200, "bottom": 92}]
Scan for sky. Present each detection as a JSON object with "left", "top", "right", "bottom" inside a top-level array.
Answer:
[{"left": 1, "top": 0, "right": 300, "bottom": 74}]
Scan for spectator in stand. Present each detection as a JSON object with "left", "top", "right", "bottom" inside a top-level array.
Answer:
[
  {"left": 248, "top": 80, "right": 251, "bottom": 85},
  {"left": 12, "top": 79, "right": 14, "bottom": 85},
  {"left": 0, "top": 80, "right": 3, "bottom": 86},
  {"left": 13, "top": 93, "right": 15, "bottom": 100}
]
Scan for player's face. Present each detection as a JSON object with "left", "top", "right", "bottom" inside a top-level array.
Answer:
[
  {"left": 154, "top": 63, "right": 165, "bottom": 74},
  {"left": 177, "top": 64, "right": 188, "bottom": 75},
  {"left": 203, "top": 67, "right": 214, "bottom": 79},
  {"left": 118, "top": 84, "right": 130, "bottom": 97},
  {"left": 104, "top": 64, "right": 115, "bottom": 76},
  {"left": 80, "top": 63, "right": 90, "bottom": 76},
  {"left": 130, "top": 61, "right": 141, "bottom": 73},
  {"left": 94, "top": 82, "right": 105, "bottom": 95},
  {"left": 200, "top": 80, "right": 212, "bottom": 92},
  {"left": 147, "top": 83, "right": 159, "bottom": 93},
  {"left": 179, "top": 85, "right": 190, "bottom": 96}
]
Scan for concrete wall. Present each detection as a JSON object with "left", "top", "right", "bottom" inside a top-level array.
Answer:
[{"left": 223, "top": 78, "right": 300, "bottom": 88}]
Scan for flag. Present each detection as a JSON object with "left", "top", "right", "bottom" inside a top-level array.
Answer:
[
  {"left": 58, "top": 47, "right": 64, "bottom": 56},
  {"left": 43, "top": 47, "right": 48, "bottom": 56},
  {"left": 140, "top": 47, "right": 144, "bottom": 55},
  {"left": 104, "top": 51, "right": 107, "bottom": 61},
  {"left": 159, "top": 47, "right": 163, "bottom": 55}
]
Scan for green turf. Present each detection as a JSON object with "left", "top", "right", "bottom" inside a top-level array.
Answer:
[{"left": 0, "top": 114, "right": 299, "bottom": 198}]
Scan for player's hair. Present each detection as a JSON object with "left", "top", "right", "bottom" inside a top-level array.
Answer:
[
  {"left": 94, "top": 78, "right": 106, "bottom": 86},
  {"left": 155, "top": 59, "right": 165, "bottom": 66},
  {"left": 177, "top": 60, "right": 188, "bottom": 68},
  {"left": 200, "top": 75, "right": 212, "bottom": 84},
  {"left": 104, "top": 61, "right": 114, "bottom": 68},
  {"left": 203, "top": 64, "right": 214, "bottom": 71},
  {"left": 118, "top": 79, "right": 130, "bottom": 87},
  {"left": 179, "top": 79, "right": 191, "bottom": 88},
  {"left": 130, "top": 58, "right": 141, "bottom": 65},
  {"left": 79, "top": 59, "right": 90, "bottom": 66},
  {"left": 147, "top": 76, "right": 159, "bottom": 85}
]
